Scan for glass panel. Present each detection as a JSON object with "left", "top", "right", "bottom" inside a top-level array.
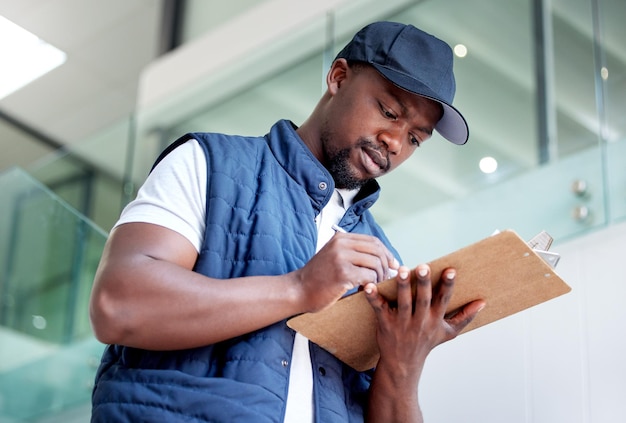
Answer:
[
  {"left": 607, "top": 137, "right": 626, "bottom": 222},
  {"left": 0, "top": 167, "right": 106, "bottom": 421},
  {"left": 552, "top": 0, "right": 599, "bottom": 155},
  {"left": 27, "top": 117, "right": 134, "bottom": 232},
  {"left": 382, "top": 143, "right": 606, "bottom": 263},
  {"left": 0, "top": 336, "right": 104, "bottom": 421},
  {"left": 598, "top": 0, "right": 626, "bottom": 222}
]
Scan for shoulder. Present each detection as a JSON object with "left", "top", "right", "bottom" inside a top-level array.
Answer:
[
  {"left": 192, "top": 131, "right": 266, "bottom": 151},
  {"left": 191, "top": 132, "right": 272, "bottom": 169},
  {"left": 152, "top": 131, "right": 267, "bottom": 171}
]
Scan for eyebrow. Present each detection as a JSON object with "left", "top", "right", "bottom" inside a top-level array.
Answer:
[{"left": 389, "top": 91, "right": 408, "bottom": 116}]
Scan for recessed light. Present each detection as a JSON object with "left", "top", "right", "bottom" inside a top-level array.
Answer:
[
  {"left": 454, "top": 44, "right": 468, "bottom": 58},
  {"left": 479, "top": 156, "right": 498, "bottom": 174}
]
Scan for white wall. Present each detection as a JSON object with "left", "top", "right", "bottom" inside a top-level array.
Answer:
[{"left": 419, "top": 220, "right": 626, "bottom": 422}]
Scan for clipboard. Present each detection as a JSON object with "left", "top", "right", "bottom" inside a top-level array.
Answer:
[{"left": 287, "top": 230, "right": 571, "bottom": 371}]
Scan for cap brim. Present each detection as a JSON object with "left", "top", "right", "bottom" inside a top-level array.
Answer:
[
  {"left": 371, "top": 64, "right": 469, "bottom": 145},
  {"left": 436, "top": 103, "right": 469, "bottom": 145}
]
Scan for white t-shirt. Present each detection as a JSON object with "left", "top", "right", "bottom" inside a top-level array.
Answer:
[
  {"left": 115, "top": 139, "right": 358, "bottom": 423},
  {"left": 115, "top": 139, "right": 207, "bottom": 251}
]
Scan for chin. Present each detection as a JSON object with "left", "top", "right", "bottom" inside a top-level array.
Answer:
[{"left": 335, "top": 175, "right": 374, "bottom": 190}]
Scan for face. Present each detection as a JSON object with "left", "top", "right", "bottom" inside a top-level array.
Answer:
[{"left": 320, "top": 60, "right": 443, "bottom": 190}]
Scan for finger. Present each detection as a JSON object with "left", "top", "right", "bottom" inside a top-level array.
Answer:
[
  {"left": 387, "top": 257, "right": 400, "bottom": 279},
  {"left": 413, "top": 264, "right": 432, "bottom": 320},
  {"left": 395, "top": 266, "right": 413, "bottom": 318},
  {"left": 432, "top": 267, "right": 456, "bottom": 318},
  {"left": 352, "top": 267, "right": 380, "bottom": 289},
  {"left": 447, "top": 300, "right": 486, "bottom": 335},
  {"left": 364, "top": 283, "right": 386, "bottom": 315},
  {"left": 383, "top": 251, "right": 399, "bottom": 279},
  {"left": 322, "top": 236, "right": 384, "bottom": 284},
  {"left": 337, "top": 234, "right": 396, "bottom": 282},
  {"left": 343, "top": 250, "right": 388, "bottom": 283}
]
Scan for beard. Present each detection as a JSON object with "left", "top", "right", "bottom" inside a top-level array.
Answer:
[
  {"left": 321, "top": 130, "right": 387, "bottom": 190},
  {"left": 326, "top": 147, "right": 364, "bottom": 190}
]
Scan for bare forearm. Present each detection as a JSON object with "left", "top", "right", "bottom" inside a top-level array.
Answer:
[
  {"left": 366, "top": 359, "right": 424, "bottom": 423},
  {"left": 90, "top": 257, "right": 302, "bottom": 350}
]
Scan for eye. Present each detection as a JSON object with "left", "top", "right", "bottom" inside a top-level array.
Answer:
[
  {"left": 409, "top": 134, "right": 421, "bottom": 147},
  {"left": 380, "top": 103, "right": 397, "bottom": 120}
]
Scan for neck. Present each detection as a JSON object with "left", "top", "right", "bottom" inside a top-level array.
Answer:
[{"left": 296, "top": 93, "right": 331, "bottom": 163}]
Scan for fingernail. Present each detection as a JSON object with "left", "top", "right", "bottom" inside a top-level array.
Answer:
[
  {"left": 446, "top": 270, "right": 456, "bottom": 280},
  {"left": 418, "top": 265, "right": 428, "bottom": 277},
  {"left": 477, "top": 303, "right": 486, "bottom": 312},
  {"left": 393, "top": 258, "right": 400, "bottom": 268},
  {"left": 399, "top": 268, "right": 409, "bottom": 279},
  {"left": 364, "top": 284, "right": 373, "bottom": 294}
]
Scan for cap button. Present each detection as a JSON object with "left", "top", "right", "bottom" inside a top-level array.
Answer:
[{"left": 318, "top": 182, "right": 328, "bottom": 191}]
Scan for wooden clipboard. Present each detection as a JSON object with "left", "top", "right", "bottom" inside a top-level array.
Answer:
[{"left": 287, "top": 230, "right": 571, "bottom": 371}]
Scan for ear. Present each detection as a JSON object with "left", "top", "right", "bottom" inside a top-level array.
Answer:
[{"left": 326, "top": 58, "right": 349, "bottom": 96}]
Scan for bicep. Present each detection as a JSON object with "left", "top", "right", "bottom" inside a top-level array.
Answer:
[{"left": 90, "top": 222, "right": 199, "bottom": 345}]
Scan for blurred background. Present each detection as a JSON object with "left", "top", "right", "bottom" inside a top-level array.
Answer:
[{"left": 0, "top": 0, "right": 624, "bottom": 421}]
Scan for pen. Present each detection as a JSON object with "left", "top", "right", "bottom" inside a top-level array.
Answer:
[
  {"left": 331, "top": 224, "right": 398, "bottom": 278},
  {"left": 331, "top": 224, "right": 347, "bottom": 233}
]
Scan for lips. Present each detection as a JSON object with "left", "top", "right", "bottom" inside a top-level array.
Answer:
[{"left": 362, "top": 147, "right": 388, "bottom": 172}]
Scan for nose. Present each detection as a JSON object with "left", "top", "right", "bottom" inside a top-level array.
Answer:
[{"left": 378, "top": 128, "right": 403, "bottom": 154}]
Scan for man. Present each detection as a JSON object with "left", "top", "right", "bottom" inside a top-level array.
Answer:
[{"left": 89, "top": 21, "right": 485, "bottom": 422}]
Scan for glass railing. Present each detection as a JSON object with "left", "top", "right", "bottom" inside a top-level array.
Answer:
[
  {"left": 382, "top": 136, "right": 626, "bottom": 264},
  {"left": 0, "top": 167, "right": 106, "bottom": 421},
  {"left": 26, "top": 116, "right": 136, "bottom": 234}
]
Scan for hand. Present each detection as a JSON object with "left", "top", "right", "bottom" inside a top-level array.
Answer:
[
  {"left": 293, "top": 232, "right": 400, "bottom": 313},
  {"left": 365, "top": 264, "right": 485, "bottom": 382}
]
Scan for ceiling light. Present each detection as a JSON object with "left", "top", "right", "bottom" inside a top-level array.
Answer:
[
  {"left": 453, "top": 44, "right": 468, "bottom": 58},
  {"left": 0, "top": 15, "right": 66, "bottom": 100},
  {"left": 479, "top": 156, "right": 498, "bottom": 174}
]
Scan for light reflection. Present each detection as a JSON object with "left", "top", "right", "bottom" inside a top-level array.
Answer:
[{"left": 600, "top": 67, "right": 609, "bottom": 80}]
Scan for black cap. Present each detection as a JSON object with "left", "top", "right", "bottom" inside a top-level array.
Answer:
[{"left": 335, "top": 21, "right": 469, "bottom": 145}]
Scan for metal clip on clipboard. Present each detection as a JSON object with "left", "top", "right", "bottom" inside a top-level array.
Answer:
[{"left": 527, "top": 230, "right": 561, "bottom": 269}]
